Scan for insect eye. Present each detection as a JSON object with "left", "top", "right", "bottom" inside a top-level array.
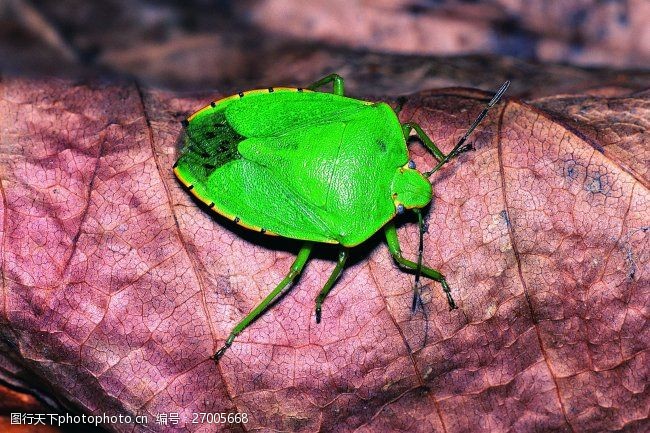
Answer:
[
  {"left": 408, "top": 160, "right": 416, "bottom": 169},
  {"left": 396, "top": 204, "right": 405, "bottom": 214}
]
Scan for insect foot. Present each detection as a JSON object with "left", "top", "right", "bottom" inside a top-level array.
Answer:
[
  {"left": 411, "top": 285, "right": 423, "bottom": 312},
  {"left": 458, "top": 142, "right": 475, "bottom": 153},
  {"left": 442, "top": 280, "right": 458, "bottom": 310},
  {"left": 212, "top": 335, "right": 235, "bottom": 361}
]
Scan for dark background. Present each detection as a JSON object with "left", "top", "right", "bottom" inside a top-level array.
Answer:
[{"left": 1, "top": 0, "right": 648, "bottom": 97}]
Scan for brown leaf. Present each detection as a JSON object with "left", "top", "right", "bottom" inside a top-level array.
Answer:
[{"left": 0, "top": 78, "right": 647, "bottom": 433}]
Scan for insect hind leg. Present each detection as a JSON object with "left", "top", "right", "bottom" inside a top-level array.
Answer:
[{"left": 212, "top": 242, "right": 314, "bottom": 361}]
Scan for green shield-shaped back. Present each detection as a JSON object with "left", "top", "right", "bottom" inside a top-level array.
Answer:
[{"left": 174, "top": 88, "right": 410, "bottom": 247}]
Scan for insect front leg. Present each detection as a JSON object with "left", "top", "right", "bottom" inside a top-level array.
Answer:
[
  {"left": 212, "top": 242, "right": 314, "bottom": 361},
  {"left": 307, "top": 73, "right": 345, "bottom": 96},
  {"left": 384, "top": 222, "right": 457, "bottom": 310},
  {"left": 402, "top": 121, "right": 480, "bottom": 176},
  {"left": 314, "top": 248, "right": 349, "bottom": 323}
]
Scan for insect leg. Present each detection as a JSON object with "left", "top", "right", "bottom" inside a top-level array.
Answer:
[
  {"left": 314, "top": 248, "right": 349, "bottom": 324},
  {"left": 401, "top": 122, "right": 446, "bottom": 161},
  {"left": 307, "top": 73, "right": 345, "bottom": 96},
  {"left": 384, "top": 222, "right": 457, "bottom": 310},
  {"left": 412, "top": 208, "right": 425, "bottom": 312},
  {"left": 212, "top": 242, "right": 314, "bottom": 361}
]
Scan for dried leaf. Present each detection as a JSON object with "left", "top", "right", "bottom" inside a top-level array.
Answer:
[{"left": 0, "top": 78, "right": 647, "bottom": 433}]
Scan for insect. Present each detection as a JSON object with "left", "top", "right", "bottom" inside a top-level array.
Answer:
[{"left": 173, "top": 74, "right": 510, "bottom": 360}]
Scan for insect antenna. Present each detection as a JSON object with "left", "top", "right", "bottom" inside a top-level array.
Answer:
[
  {"left": 412, "top": 208, "right": 425, "bottom": 312},
  {"left": 426, "top": 80, "right": 510, "bottom": 177}
]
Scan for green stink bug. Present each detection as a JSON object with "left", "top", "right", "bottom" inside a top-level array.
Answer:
[{"left": 173, "top": 74, "right": 509, "bottom": 360}]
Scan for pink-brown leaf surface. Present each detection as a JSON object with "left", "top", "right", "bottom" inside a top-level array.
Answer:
[{"left": 0, "top": 78, "right": 648, "bottom": 433}]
